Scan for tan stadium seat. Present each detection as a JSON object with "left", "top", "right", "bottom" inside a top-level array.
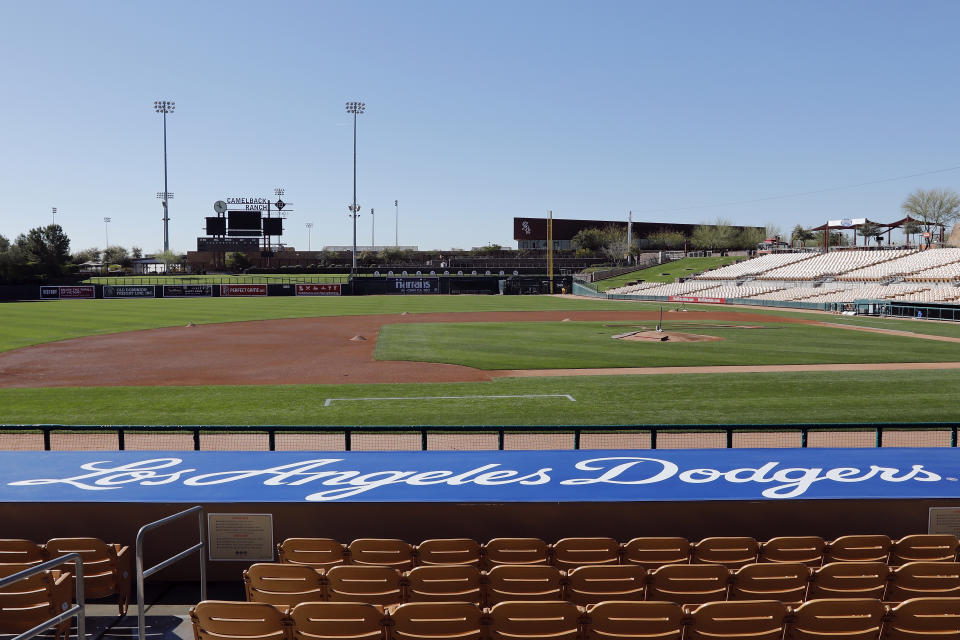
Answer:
[
  {"left": 759, "top": 536, "right": 826, "bottom": 567},
  {"left": 243, "top": 562, "right": 326, "bottom": 607},
  {"left": 485, "top": 565, "right": 564, "bottom": 605},
  {"left": 551, "top": 537, "right": 620, "bottom": 571},
  {"left": 882, "top": 597, "right": 960, "bottom": 640},
  {"left": 0, "top": 539, "right": 48, "bottom": 565},
  {"left": 585, "top": 600, "right": 683, "bottom": 640},
  {"left": 691, "top": 537, "right": 759, "bottom": 569},
  {"left": 488, "top": 600, "right": 580, "bottom": 640},
  {"left": 890, "top": 535, "right": 960, "bottom": 565},
  {"left": 647, "top": 563, "right": 730, "bottom": 605},
  {"left": 0, "top": 563, "right": 72, "bottom": 640},
  {"left": 886, "top": 562, "right": 960, "bottom": 603},
  {"left": 289, "top": 602, "right": 385, "bottom": 640},
  {"left": 566, "top": 565, "right": 646, "bottom": 606},
  {"left": 404, "top": 565, "right": 482, "bottom": 605},
  {"left": 786, "top": 598, "right": 884, "bottom": 640},
  {"left": 826, "top": 535, "right": 892, "bottom": 564},
  {"left": 46, "top": 537, "right": 131, "bottom": 616},
  {"left": 348, "top": 538, "right": 414, "bottom": 571},
  {"left": 622, "top": 537, "right": 690, "bottom": 570},
  {"left": 809, "top": 562, "right": 890, "bottom": 600},
  {"left": 326, "top": 565, "right": 403, "bottom": 606},
  {"left": 190, "top": 600, "right": 289, "bottom": 640},
  {"left": 278, "top": 537, "right": 346, "bottom": 571},
  {"left": 730, "top": 562, "right": 810, "bottom": 605},
  {"left": 415, "top": 538, "right": 482, "bottom": 567},
  {"left": 686, "top": 600, "right": 788, "bottom": 640},
  {"left": 484, "top": 538, "right": 550, "bottom": 568},
  {"left": 390, "top": 602, "right": 485, "bottom": 640}
]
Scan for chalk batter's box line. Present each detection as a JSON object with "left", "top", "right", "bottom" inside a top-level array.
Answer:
[{"left": 324, "top": 394, "right": 577, "bottom": 407}]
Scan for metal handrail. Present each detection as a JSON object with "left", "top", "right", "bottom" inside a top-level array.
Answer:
[
  {"left": 0, "top": 553, "right": 85, "bottom": 640},
  {"left": 135, "top": 506, "right": 206, "bottom": 640}
]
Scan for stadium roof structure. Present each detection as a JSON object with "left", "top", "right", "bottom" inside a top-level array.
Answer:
[{"left": 806, "top": 215, "right": 944, "bottom": 249}]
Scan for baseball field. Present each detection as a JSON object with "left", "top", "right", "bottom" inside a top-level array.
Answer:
[{"left": 2, "top": 294, "right": 960, "bottom": 426}]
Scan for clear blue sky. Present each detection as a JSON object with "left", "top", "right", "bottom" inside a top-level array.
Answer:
[{"left": 1, "top": 0, "right": 958, "bottom": 254}]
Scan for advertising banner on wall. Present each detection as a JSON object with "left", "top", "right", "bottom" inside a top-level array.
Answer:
[
  {"left": 103, "top": 285, "right": 156, "bottom": 299},
  {"left": 391, "top": 278, "right": 439, "bottom": 294},
  {"left": 295, "top": 284, "right": 341, "bottom": 296},
  {"left": 41, "top": 286, "right": 95, "bottom": 299},
  {"left": 669, "top": 296, "right": 726, "bottom": 304},
  {"left": 163, "top": 285, "right": 213, "bottom": 298},
  {"left": 39, "top": 287, "right": 61, "bottom": 299},
  {"left": 220, "top": 284, "right": 268, "bottom": 297}
]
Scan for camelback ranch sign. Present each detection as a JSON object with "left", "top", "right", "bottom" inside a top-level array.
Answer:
[{"left": 1, "top": 449, "right": 958, "bottom": 504}]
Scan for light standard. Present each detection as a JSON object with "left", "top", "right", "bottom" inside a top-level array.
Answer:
[
  {"left": 305, "top": 222, "right": 313, "bottom": 251},
  {"left": 104, "top": 217, "right": 111, "bottom": 249},
  {"left": 370, "top": 208, "right": 375, "bottom": 247},
  {"left": 153, "top": 100, "right": 175, "bottom": 252},
  {"left": 394, "top": 200, "right": 398, "bottom": 247},
  {"left": 345, "top": 100, "right": 365, "bottom": 273},
  {"left": 51, "top": 207, "right": 57, "bottom": 226}
]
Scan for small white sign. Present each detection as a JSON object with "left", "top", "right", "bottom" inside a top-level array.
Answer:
[
  {"left": 928, "top": 507, "right": 960, "bottom": 535},
  {"left": 208, "top": 513, "right": 274, "bottom": 561}
]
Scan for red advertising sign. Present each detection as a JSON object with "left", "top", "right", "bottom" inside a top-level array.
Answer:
[
  {"left": 59, "top": 286, "right": 96, "bottom": 299},
  {"left": 220, "top": 284, "right": 268, "bottom": 297},
  {"left": 295, "top": 284, "right": 341, "bottom": 296},
  {"left": 669, "top": 295, "right": 726, "bottom": 304}
]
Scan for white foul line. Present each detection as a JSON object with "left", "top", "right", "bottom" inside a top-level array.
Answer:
[{"left": 324, "top": 394, "right": 576, "bottom": 407}]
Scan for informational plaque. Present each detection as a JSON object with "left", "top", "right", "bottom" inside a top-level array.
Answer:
[
  {"left": 207, "top": 513, "right": 274, "bottom": 561},
  {"left": 929, "top": 507, "right": 960, "bottom": 535}
]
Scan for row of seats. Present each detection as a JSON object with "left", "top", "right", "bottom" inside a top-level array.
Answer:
[
  {"left": 695, "top": 252, "right": 816, "bottom": 280},
  {"left": 759, "top": 250, "right": 916, "bottom": 280},
  {"left": 277, "top": 535, "right": 960, "bottom": 571},
  {"left": 0, "top": 563, "right": 72, "bottom": 640},
  {"left": 192, "top": 597, "right": 960, "bottom": 640},
  {"left": 244, "top": 561, "right": 960, "bottom": 608}
]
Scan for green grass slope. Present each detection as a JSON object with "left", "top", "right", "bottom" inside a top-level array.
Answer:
[{"left": 596, "top": 257, "right": 742, "bottom": 291}]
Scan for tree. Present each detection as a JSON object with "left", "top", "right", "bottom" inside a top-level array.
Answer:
[
  {"left": 71, "top": 247, "right": 101, "bottom": 264},
  {"left": 17, "top": 224, "right": 71, "bottom": 276},
  {"left": 691, "top": 219, "right": 736, "bottom": 251},
  {"left": 103, "top": 246, "right": 131, "bottom": 267},
  {"left": 0, "top": 234, "right": 9, "bottom": 253},
  {"left": 647, "top": 229, "right": 687, "bottom": 249},
  {"left": 902, "top": 220, "right": 921, "bottom": 246},
  {"left": 736, "top": 227, "right": 766, "bottom": 249},
  {"left": 790, "top": 225, "right": 814, "bottom": 247},
  {"left": 131, "top": 246, "right": 143, "bottom": 260},
  {"left": 571, "top": 228, "right": 607, "bottom": 252},
  {"left": 857, "top": 222, "right": 882, "bottom": 247},
  {"left": 224, "top": 252, "right": 251, "bottom": 271},
  {"left": 901, "top": 188, "right": 960, "bottom": 242}
]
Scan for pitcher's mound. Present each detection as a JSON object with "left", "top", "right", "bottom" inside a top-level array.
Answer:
[{"left": 615, "top": 331, "right": 723, "bottom": 343}]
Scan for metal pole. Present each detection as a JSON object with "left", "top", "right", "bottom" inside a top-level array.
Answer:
[
  {"left": 104, "top": 217, "right": 111, "bottom": 248},
  {"left": 162, "top": 109, "right": 169, "bottom": 252},
  {"left": 352, "top": 110, "right": 357, "bottom": 272},
  {"left": 51, "top": 207, "right": 57, "bottom": 226},
  {"left": 371, "top": 208, "right": 375, "bottom": 247},
  {"left": 548, "top": 210, "right": 554, "bottom": 293},
  {"left": 395, "top": 199, "right": 398, "bottom": 247}
]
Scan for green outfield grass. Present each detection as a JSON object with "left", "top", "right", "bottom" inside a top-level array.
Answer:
[
  {"left": 596, "top": 257, "right": 742, "bottom": 291},
  {"left": 374, "top": 320, "right": 960, "bottom": 369},
  {"left": 1, "top": 369, "right": 958, "bottom": 425}
]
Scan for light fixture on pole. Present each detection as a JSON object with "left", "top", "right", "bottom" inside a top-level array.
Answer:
[
  {"left": 394, "top": 200, "right": 398, "bottom": 247},
  {"left": 370, "top": 208, "right": 375, "bottom": 247},
  {"left": 305, "top": 222, "right": 313, "bottom": 251},
  {"left": 153, "top": 100, "right": 175, "bottom": 252},
  {"left": 104, "top": 217, "right": 111, "bottom": 249},
  {"left": 345, "top": 100, "right": 365, "bottom": 273},
  {"left": 274, "top": 188, "right": 285, "bottom": 197},
  {"left": 51, "top": 207, "right": 57, "bottom": 226}
]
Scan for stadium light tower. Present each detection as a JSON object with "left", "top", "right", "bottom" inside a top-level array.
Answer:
[
  {"left": 371, "top": 208, "right": 375, "bottom": 247},
  {"left": 153, "top": 100, "right": 175, "bottom": 252},
  {"left": 104, "top": 217, "right": 111, "bottom": 249},
  {"left": 345, "top": 100, "right": 365, "bottom": 272},
  {"left": 305, "top": 222, "right": 313, "bottom": 251},
  {"left": 394, "top": 199, "right": 398, "bottom": 247},
  {"left": 51, "top": 207, "right": 57, "bottom": 226}
]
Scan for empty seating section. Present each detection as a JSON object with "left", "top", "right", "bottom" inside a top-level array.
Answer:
[
  {"left": 840, "top": 248, "right": 960, "bottom": 281},
  {"left": 759, "top": 249, "right": 915, "bottom": 280},
  {"left": 696, "top": 252, "right": 816, "bottom": 280}
]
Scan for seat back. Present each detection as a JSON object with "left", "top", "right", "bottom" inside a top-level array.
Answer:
[
  {"left": 0, "top": 564, "right": 72, "bottom": 639},
  {"left": 585, "top": 601, "right": 683, "bottom": 640},
  {"left": 404, "top": 565, "right": 482, "bottom": 605},
  {"left": 46, "top": 537, "right": 130, "bottom": 614},
  {"left": 415, "top": 538, "right": 481, "bottom": 567},
  {"left": 622, "top": 537, "right": 690, "bottom": 570},
  {"left": 730, "top": 562, "right": 810, "bottom": 605},
  {"left": 552, "top": 537, "right": 620, "bottom": 571},
  {"left": 883, "top": 597, "right": 960, "bottom": 640},
  {"left": 243, "top": 563, "right": 326, "bottom": 607},
  {"left": 485, "top": 565, "right": 564, "bottom": 605},
  {"left": 0, "top": 539, "right": 47, "bottom": 565},
  {"left": 786, "top": 598, "right": 883, "bottom": 640},
  {"left": 325, "top": 565, "right": 403, "bottom": 606},
  {"left": 647, "top": 563, "right": 730, "bottom": 605},
  {"left": 390, "top": 602, "right": 484, "bottom": 640},
  {"left": 759, "top": 536, "right": 825, "bottom": 567},
  {"left": 278, "top": 538, "right": 346, "bottom": 571},
  {"left": 826, "top": 535, "right": 892, "bottom": 563},
  {"left": 566, "top": 565, "right": 646, "bottom": 606},
  {"left": 488, "top": 600, "right": 580, "bottom": 640},
  {"left": 890, "top": 535, "right": 960, "bottom": 565},
  {"left": 809, "top": 562, "right": 890, "bottom": 600},
  {"left": 691, "top": 537, "right": 759, "bottom": 569},
  {"left": 289, "top": 602, "right": 384, "bottom": 640},
  {"left": 484, "top": 538, "right": 550, "bottom": 568},
  {"left": 190, "top": 600, "right": 289, "bottom": 640},
  {"left": 687, "top": 600, "right": 787, "bottom": 640},
  {"left": 348, "top": 538, "right": 414, "bottom": 571},
  {"left": 887, "top": 563, "right": 960, "bottom": 603}
]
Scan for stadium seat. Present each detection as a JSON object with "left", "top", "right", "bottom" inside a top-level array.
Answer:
[
  {"left": 826, "top": 535, "right": 892, "bottom": 564},
  {"left": 808, "top": 562, "right": 890, "bottom": 600},
  {"left": 243, "top": 562, "right": 326, "bottom": 607},
  {"left": 415, "top": 538, "right": 482, "bottom": 567},
  {"left": 404, "top": 565, "right": 483, "bottom": 604},
  {"left": 289, "top": 602, "right": 386, "bottom": 640},
  {"left": 326, "top": 565, "right": 403, "bottom": 606},
  {"left": 278, "top": 537, "right": 347, "bottom": 571},
  {"left": 190, "top": 600, "right": 289, "bottom": 640},
  {"left": 886, "top": 562, "right": 960, "bottom": 603},
  {"left": 622, "top": 537, "right": 691, "bottom": 569},
  {"left": 390, "top": 602, "right": 485, "bottom": 640},
  {"left": 584, "top": 600, "right": 684, "bottom": 640},
  {"left": 691, "top": 536, "right": 759, "bottom": 569},
  {"left": 348, "top": 538, "right": 415, "bottom": 571},
  {"left": 0, "top": 563, "right": 72, "bottom": 640},
  {"left": 484, "top": 538, "right": 550, "bottom": 568},
  {"left": 46, "top": 537, "right": 131, "bottom": 615},
  {"left": 485, "top": 565, "right": 564, "bottom": 605},
  {"left": 551, "top": 536, "right": 620, "bottom": 570},
  {"left": 566, "top": 565, "right": 647, "bottom": 606},
  {"left": 759, "top": 536, "right": 826, "bottom": 566},
  {"left": 882, "top": 597, "right": 960, "bottom": 640},
  {"left": 686, "top": 600, "right": 788, "bottom": 640},
  {"left": 786, "top": 598, "right": 884, "bottom": 640},
  {"left": 890, "top": 535, "right": 960, "bottom": 565},
  {"left": 729, "top": 562, "right": 810, "bottom": 605},
  {"left": 647, "top": 563, "right": 730, "bottom": 605},
  {"left": 0, "top": 539, "right": 48, "bottom": 565},
  {"left": 487, "top": 601, "right": 581, "bottom": 640}
]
